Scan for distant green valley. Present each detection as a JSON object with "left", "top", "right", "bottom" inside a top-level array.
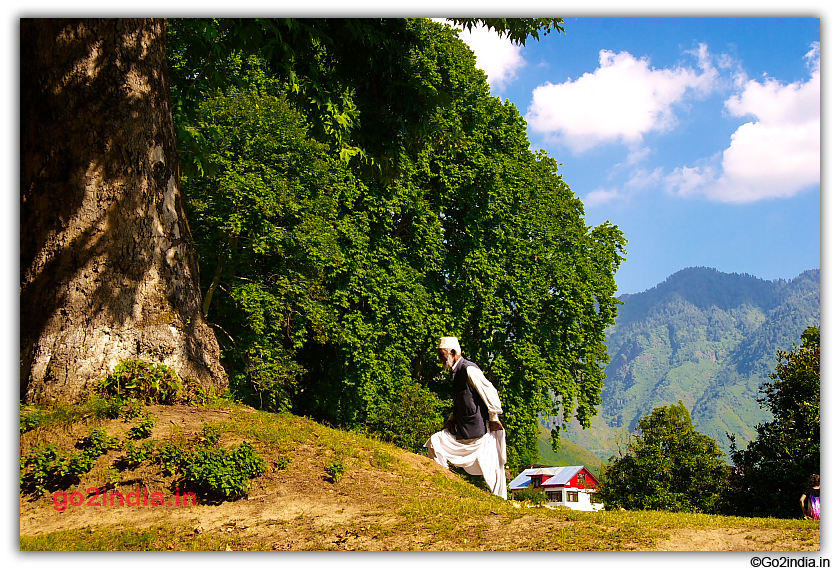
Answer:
[
  {"left": 548, "top": 267, "right": 820, "bottom": 462},
  {"left": 536, "top": 423, "right": 604, "bottom": 475}
]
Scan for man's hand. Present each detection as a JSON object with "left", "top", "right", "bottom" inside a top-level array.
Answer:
[{"left": 489, "top": 420, "right": 504, "bottom": 432}]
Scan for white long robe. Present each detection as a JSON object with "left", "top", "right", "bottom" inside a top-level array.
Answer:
[{"left": 424, "top": 360, "right": 508, "bottom": 499}]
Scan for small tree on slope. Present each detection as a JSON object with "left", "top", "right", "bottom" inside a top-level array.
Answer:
[{"left": 597, "top": 401, "right": 729, "bottom": 513}]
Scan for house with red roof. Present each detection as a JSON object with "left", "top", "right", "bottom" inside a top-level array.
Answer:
[{"left": 509, "top": 465, "right": 604, "bottom": 511}]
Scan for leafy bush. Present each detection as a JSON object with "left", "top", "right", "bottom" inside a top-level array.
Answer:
[
  {"left": 155, "top": 428, "right": 266, "bottom": 499},
  {"left": 276, "top": 456, "right": 291, "bottom": 470},
  {"left": 179, "top": 441, "right": 266, "bottom": 498},
  {"left": 122, "top": 440, "right": 155, "bottom": 467},
  {"left": 513, "top": 487, "right": 549, "bottom": 505},
  {"left": 156, "top": 441, "right": 187, "bottom": 475},
  {"left": 326, "top": 459, "right": 346, "bottom": 483},
  {"left": 126, "top": 413, "right": 157, "bottom": 440},
  {"left": 99, "top": 360, "right": 184, "bottom": 404},
  {"left": 81, "top": 427, "right": 120, "bottom": 456},
  {"left": 21, "top": 444, "right": 62, "bottom": 494},
  {"left": 21, "top": 428, "right": 118, "bottom": 495}
]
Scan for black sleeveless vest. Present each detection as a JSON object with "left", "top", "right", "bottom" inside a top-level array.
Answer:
[{"left": 451, "top": 357, "right": 489, "bottom": 440}]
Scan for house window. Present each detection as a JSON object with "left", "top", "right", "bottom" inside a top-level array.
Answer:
[
  {"left": 547, "top": 491, "right": 562, "bottom": 502},
  {"left": 577, "top": 473, "right": 586, "bottom": 486},
  {"left": 566, "top": 491, "right": 579, "bottom": 502}
]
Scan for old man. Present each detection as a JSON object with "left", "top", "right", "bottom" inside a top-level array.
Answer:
[{"left": 424, "top": 336, "right": 507, "bottom": 499}]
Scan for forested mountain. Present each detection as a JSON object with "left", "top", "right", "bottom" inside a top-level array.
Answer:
[
  {"left": 536, "top": 423, "right": 604, "bottom": 475},
  {"left": 554, "top": 267, "right": 820, "bottom": 460}
]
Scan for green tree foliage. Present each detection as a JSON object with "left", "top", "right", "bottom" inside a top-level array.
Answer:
[
  {"left": 181, "top": 86, "right": 351, "bottom": 412},
  {"left": 726, "top": 327, "right": 820, "bottom": 518},
  {"left": 168, "top": 18, "right": 561, "bottom": 181},
  {"left": 448, "top": 18, "right": 565, "bottom": 45},
  {"left": 597, "top": 402, "right": 729, "bottom": 513},
  {"left": 169, "top": 18, "right": 624, "bottom": 471}
]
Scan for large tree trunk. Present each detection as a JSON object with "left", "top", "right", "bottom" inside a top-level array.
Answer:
[{"left": 21, "top": 18, "right": 227, "bottom": 404}]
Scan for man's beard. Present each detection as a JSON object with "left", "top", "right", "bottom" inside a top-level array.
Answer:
[{"left": 443, "top": 353, "right": 457, "bottom": 369}]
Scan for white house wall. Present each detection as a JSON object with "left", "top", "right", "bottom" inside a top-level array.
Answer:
[{"left": 547, "top": 489, "right": 604, "bottom": 512}]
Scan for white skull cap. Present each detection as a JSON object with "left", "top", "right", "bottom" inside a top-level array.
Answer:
[{"left": 438, "top": 336, "right": 461, "bottom": 353}]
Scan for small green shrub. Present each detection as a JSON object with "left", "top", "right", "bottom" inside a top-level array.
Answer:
[
  {"left": 154, "top": 432, "right": 265, "bottom": 499},
  {"left": 21, "top": 428, "right": 117, "bottom": 495},
  {"left": 127, "top": 413, "right": 157, "bottom": 440},
  {"left": 201, "top": 422, "right": 223, "bottom": 446},
  {"left": 80, "top": 427, "right": 120, "bottom": 456},
  {"left": 20, "top": 404, "right": 48, "bottom": 432},
  {"left": 22, "top": 444, "right": 61, "bottom": 494},
  {"left": 276, "top": 456, "right": 291, "bottom": 470},
  {"left": 122, "top": 398, "right": 144, "bottom": 420},
  {"left": 180, "top": 441, "right": 266, "bottom": 498},
  {"left": 326, "top": 459, "right": 346, "bottom": 483},
  {"left": 66, "top": 453, "right": 96, "bottom": 477},
  {"left": 513, "top": 487, "right": 549, "bottom": 505},
  {"left": 105, "top": 468, "right": 121, "bottom": 488},
  {"left": 122, "top": 440, "right": 155, "bottom": 467},
  {"left": 99, "top": 360, "right": 184, "bottom": 404}
]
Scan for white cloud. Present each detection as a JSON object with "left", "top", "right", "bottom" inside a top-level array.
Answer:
[
  {"left": 626, "top": 166, "right": 664, "bottom": 190},
  {"left": 525, "top": 46, "right": 718, "bottom": 154},
  {"left": 584, "top": 188, "right": 621, "bottom": 207},
  {"left": 805, "top": 41, "right": 820, "bottom": 75},
  {"left": 667, "top": 43, "right": 820, "bottom": 203},
  {"left": 664, "top": 164, "right": 718, "bottom": 196},
  {"left": 586, "top": 166, "right": 663, "bottom": 207},
  {"left": 452, "top": 23, "right": 526, "bottom": 94},
  {"left": 623, "top": 147, "right": 652, "bottom": 167}
]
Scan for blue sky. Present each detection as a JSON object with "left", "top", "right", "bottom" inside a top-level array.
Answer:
[{"left": 449, "top": 18, "right": 821, "bottom": 295}]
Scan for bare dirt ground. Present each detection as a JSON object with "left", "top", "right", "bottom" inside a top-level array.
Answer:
[
  {"left": 19, "top": 405, "right": 820, "bottom": 551},
  {"left": 658, "top": 528, "right": 819, "bottom": 551}
]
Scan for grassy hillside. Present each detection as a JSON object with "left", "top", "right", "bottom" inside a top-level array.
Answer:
[
  {"left": 19, "top": 400, "right": 819, "bottom": 551},
  {"left": 536, "top": 423, "right": 604, "bottom": 475}
]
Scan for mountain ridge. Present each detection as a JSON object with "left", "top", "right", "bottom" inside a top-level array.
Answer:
[{"left": 555, "top": 267, "right": 820, "bottom": 461}]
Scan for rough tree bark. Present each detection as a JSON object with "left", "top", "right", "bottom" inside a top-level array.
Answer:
[{"left": 21, "top": 18, "right": 227, "bottom": 403}]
